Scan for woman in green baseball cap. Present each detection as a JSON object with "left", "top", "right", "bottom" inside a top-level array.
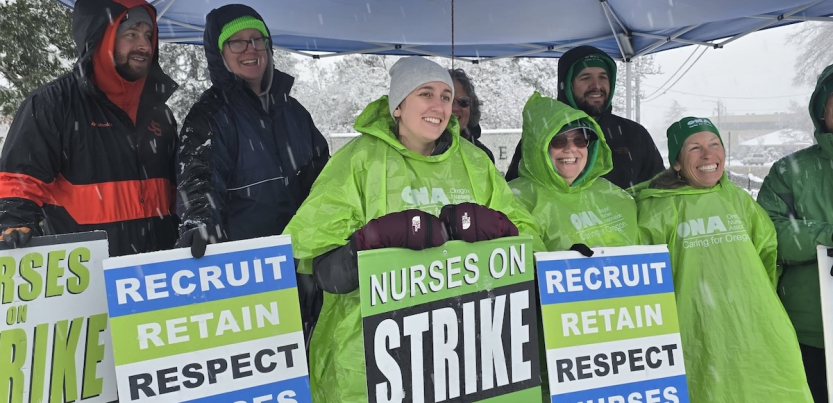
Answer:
[{"left": 635, "top": 117, "right": 811, "bottom": 402}]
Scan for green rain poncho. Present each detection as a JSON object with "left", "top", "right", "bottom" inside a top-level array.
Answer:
[
  {"left": 509, "top": 93, "right": 638, "bottom": 250},
  {"left": 636, "top": 174, "right": 811, "bottom": 403},
  {"left": 283, "top": 96, "right": 543, "bottom": 402},
  {"left": 757, "top": 64, "right": 833, "bottom": 349}
]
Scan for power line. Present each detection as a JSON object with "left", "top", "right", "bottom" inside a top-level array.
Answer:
[
  {"left": 641, "top": 46, "right": 700, "bottom": 100},
  {"left": 643, "top": 46, "right": 709, "bottom": 103},
  {"left": 641, "top": 85, "right": 811, "bottom": 100}
]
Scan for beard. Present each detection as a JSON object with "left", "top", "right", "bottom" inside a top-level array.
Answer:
[
  {"left": 575, "top": 90, "right": 608, "bottom": 117},
  {"left": 114, "top": 50, "right": 152, "bottom": 81}
]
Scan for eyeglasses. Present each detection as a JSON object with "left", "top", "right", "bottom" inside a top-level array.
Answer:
[
  {"left": 454, "top": 96, "right": 471, "bottom": 108},
  {"left": 550, "top": 132, "right": 591, "bottom": 149},
  {"left": 225, "top": 37, "right": 270, "bottom": 54}
]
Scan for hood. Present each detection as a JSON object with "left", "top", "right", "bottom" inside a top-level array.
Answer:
[
  {"left": 557, "top": 45, "right": 617, "bottom": 114},
  {"left": 204, "top": 4, "right": 277, "bottom": 92},
  {"left": 72, "top": 0, "right": 159, "bottom": 78},
  {"left": 809, "top": 64, "right": 833, "bottom": 159},
  {"left": 634, "top": 173, "right": 729, "bottom": 203},
  {"left": 518, "top": 92, "right": 611, "bottom": 193},
  {"left": 353, "top": 95, "right": 461, "bottom": 162}
]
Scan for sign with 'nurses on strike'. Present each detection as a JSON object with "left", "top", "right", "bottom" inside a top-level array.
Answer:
[
  {"left": 0, "top": 232, "right": 115, "bottom": 403},
  {"left": 536, "top": 245, "right": 690, "bottom": 403},
  {"left": 359, "top": 236, "right": 541, "bottom": 403},
  {"left": 103, "top": 235, "right": 311, "bottom": 403}
]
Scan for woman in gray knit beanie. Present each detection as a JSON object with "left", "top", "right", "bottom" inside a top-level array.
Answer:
[
  {"left": 284, "top": 55, "right": 542, "bottom": 402},
  {"left": 387, "top": 56, "right": 455, "bottom": 155}
]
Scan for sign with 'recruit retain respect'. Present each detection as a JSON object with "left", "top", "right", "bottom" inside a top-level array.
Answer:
[
  {"left": 359, "top": 236, "right": 541, "bottom": 403},
  {"left": 536, "top": 245, "right": 690, "bottom": 403},
  {"left": 103, "top": 235, "right": 311, "bottom": 403}
]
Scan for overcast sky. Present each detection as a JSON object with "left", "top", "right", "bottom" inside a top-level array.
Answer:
[{"left": 638, "top": 22, "right": 814, "bottom": 136}]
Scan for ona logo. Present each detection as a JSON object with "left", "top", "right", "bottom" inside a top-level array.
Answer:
[
  {"left": 401, "top": 186, "right": 450, "bottom": 206},
  {"left": 687, "top": 118, "right": 713, "bottom": 128},
  {"left": 677, "top": 215, "right": 726, "bottom": 237},
  {"left": 570, "top": 211, "right": 603, "bottom": 230}
]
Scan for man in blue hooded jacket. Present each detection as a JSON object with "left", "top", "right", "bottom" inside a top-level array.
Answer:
[{"left": 175, "top": 4, "right": 329, "bottom": 338}]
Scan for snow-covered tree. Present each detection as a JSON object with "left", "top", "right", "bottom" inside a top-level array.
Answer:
[
  {"left": 789, "top": 22, "right": 833, "bottom": 86},
  {"left": 0, "top": 0, "right": 74, "bottom": 117},
  {"left": 664, "top": 99, "right": 687, "bottom": 126}
]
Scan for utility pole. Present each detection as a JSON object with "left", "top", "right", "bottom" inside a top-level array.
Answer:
[
  {"left": 635, "top": 65, "right": 641, "bottom": 124},
  {"left": 625, "top": 62, "right": 632, "bottom": 120}
]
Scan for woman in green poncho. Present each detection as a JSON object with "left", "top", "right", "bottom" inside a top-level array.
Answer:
[
  {"left": 636, "top": 117, "right": 811, "bottom": 402},
  {"left": 283, "top": 56, "right": 542, "bottom": 402},
  {"left": 509, "top": 92, "right": 638, "bottom": 250}
]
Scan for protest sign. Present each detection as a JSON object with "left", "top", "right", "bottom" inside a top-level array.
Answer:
[
  {"left": 0, "top": 231, "right": 115, "bottom": 403},
  {"left": 536, "top": 245, "right": 689, "bottom": 403},
  {"left": 103, "top": 235, "right": 311, "bottom": 402},
  {"left": 817, "top": 245, "right": 833, "bottom": 402},
  {"left": 359, "top": 236, "right": 540, "bottom": 403}
]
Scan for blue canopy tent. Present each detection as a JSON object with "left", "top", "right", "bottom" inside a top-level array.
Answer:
[
  {"left": 56, "top": 0, "right": 833, "bottom": 61},
  {"left": 56, "top": 0, "right": 833, "bottom": 118}
]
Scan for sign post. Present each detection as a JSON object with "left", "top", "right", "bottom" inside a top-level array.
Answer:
[
  {"left": 817, "top": 245, "right": 833, "bottom": 403},
  {"left": 0, "top": 231, "right": 115, "bottom": 403},
  {"left": 103, "top": 235, "right": 311, "bottom": 402},
  {"left": 359, "top": 236, "right": 541, "bottom": 402},
  {"left": 536, "top": 245, "right": 690, "bottom": 403}
]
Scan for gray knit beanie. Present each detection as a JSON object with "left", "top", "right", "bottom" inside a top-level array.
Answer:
[
  {"left": 117, "top": 6, "right": 153, "bottom": 37},
  {"left": 388, "top": 57, "right": 454, "bottom": 118}
]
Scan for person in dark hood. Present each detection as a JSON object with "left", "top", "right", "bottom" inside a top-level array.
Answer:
[
  {"left": 175, "top": 4, "right": 329, "bottom": 341},
  {"left": 0, "top": 0, "right": 179, "bottom": 257},
  {"left": 505, "top": 45, "right": 664, "bottom": 190},
  {"left": 757, "top": 63, "right": 833, "bottom": 403},
  {"left": 448, "top": 68, "right": 495, "bottom": 162}
]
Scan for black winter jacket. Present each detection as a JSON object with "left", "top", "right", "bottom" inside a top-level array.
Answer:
[
  {"left": 176, "top": 5, "right": 329, "bottom": 242},
  {"left": 0, "top": 0, "right": 179, "bottom": 257},
  {"left": 176, "top": 5, "right": 329, "bottom": 342},
  {"left": 505, "top": 46, "right": 664, "bottom": 190}
]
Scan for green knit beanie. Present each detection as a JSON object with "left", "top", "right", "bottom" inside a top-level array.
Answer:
[
  {"left": 565, "top": 54, "right": 617, "bottom": 110},
  {"left": 218, "top": 16, "right": 269, "bottom": 50},
  {"left": 666, "top": 117, "right": 723, "bottom": 165}
]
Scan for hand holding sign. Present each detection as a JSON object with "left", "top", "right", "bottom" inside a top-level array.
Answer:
[
  {"left": 1, "top": 226, "right": 35, "bottom": 248},
  {"left": 440, "top": 202, "right": 519, "bottom": 243},
  {"left": 355, "top": 209, "right": 448, "bottom": 251}
]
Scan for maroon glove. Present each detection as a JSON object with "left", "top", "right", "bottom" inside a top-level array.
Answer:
[
  {"left": 354, "top": 209, "right": 448, "bottom": 251},
  {"left": 440, "top": 202, "right": 518, "bottom": 243}
]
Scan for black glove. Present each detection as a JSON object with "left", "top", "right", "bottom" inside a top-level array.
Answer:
[
  {"left": 439, "top": 202, "right": 519, "bottom": 243},
  {"left": 175, "top": 224, "right": 223, "bottom": 258},
  {"left": 570, "top": 243, "right": 594, "bottom": 257},
  {"left": 1, "top": 227, "right": 34, "bottom": 248},
  {"left": 354, "top": 209, "right": 448, "bottom": 251}
]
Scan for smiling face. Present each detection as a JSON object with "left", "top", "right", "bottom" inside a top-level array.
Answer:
[
  {"left": 548, "top": 129, "right": 589, "bottom": 185},
  {"left": 222, "top": 28, "right": 268, "bottom": 93},
  {"left": 114, "top": 22, "right": 153, "bottom": 81},
  {"left": 674, "top": 131, "right": 725, "bottom": 188},
  {"left": 571, "top": 66, "right": 609, "bottom": 116},
  {"left": 394, "top": 82, "right": 453, "bottom": 156}
]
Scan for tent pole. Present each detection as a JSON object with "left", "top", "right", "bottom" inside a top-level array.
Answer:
[
  {"left": 719, "top": 1, "right": 821, "bottom": 47},
  {"left": 155, "top": 0, "right": 178, "bottom": 20},
  {"left": 625, "top": 61, "right": 632, "bottom": 120}
]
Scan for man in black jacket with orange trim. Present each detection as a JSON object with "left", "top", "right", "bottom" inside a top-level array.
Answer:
[
  {"left": 505, "top": 46, "right": 664, "bottom": 190},
  {"left": 0, "top": 0, "right": 178, "bottom": 256}
]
